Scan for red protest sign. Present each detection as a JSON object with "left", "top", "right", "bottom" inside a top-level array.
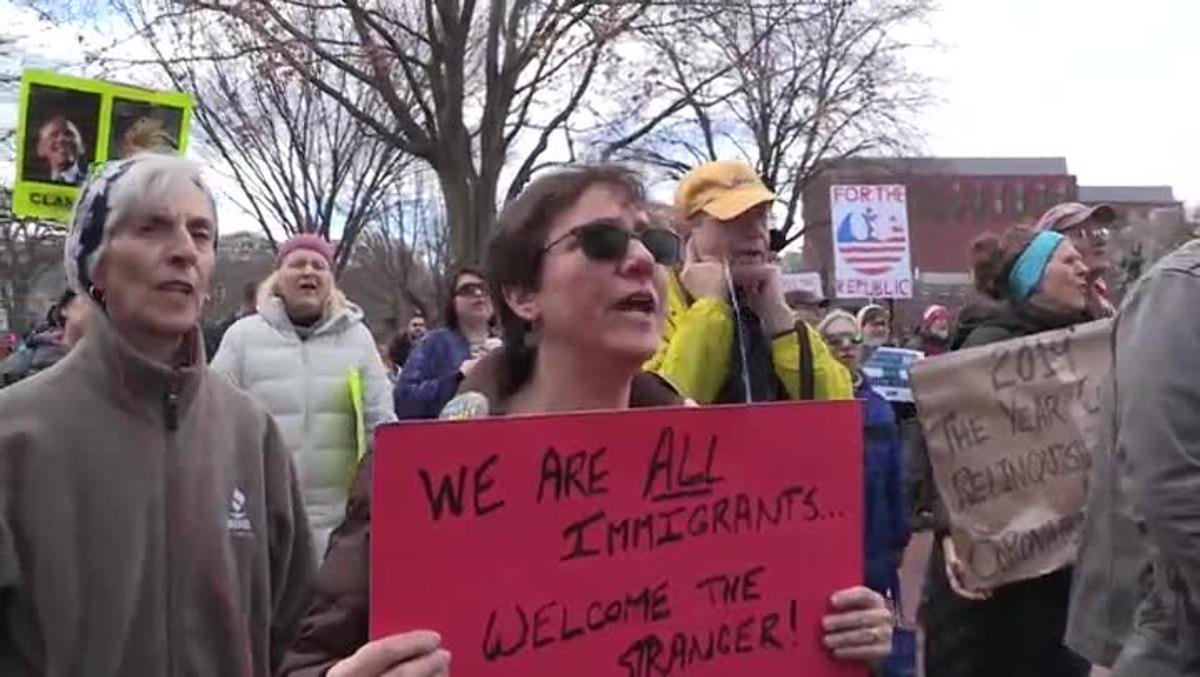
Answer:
[{"left": 372, "top": 401, "right": 864, "bottom": 677}]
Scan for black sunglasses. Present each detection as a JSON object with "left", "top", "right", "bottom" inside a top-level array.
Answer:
[
  {"left": 454, "top": 282, "right": 487, "bottom": 298},
  {"left": 544, "top": 220, "right": 681, "bottom": 266},
  {"left": 824, "top": 334, "right": 863, "bottom": 349}
]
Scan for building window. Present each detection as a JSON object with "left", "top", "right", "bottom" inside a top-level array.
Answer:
[
  {"left": 1035, "top": 183, "right": 1047, "bottom": 211},
  {"left": 993, "top": 188, "right": 1004, "bottom": 215},
  {"left": 973, "top": 182, "right": 984, "bottom": 215},
  {"left": 1014, "top": 183, "right": 1026, "bottom": 214},
  {"left": 950, "top": 181, "right": 962, "bottom": 216}
]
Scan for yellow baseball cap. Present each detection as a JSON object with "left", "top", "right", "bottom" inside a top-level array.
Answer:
[{"left": 674, "top": 161, "right": 776, "bottom": 221}]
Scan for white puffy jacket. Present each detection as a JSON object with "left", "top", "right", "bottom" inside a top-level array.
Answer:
[{"left": 211, "top": 294, "right": 395, "bottom": 559}]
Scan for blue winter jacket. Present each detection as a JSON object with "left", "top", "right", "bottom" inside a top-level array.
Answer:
[
  {"left": 859, "top": 375, "right": 911, "bottom": 598},
  {"left": 394, "top": 328, "right": 471, "bottom": 420}
]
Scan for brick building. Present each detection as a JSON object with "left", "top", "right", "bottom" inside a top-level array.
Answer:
[
  {"left": 801, "top": 157, "right": 1078, "bottom": 331},
  {"left": 1078, "top": 185, "right": 1181, "bottom": 223},
  {"left": 1079, "top": 185, "right": 1191, "bottom": 294}
]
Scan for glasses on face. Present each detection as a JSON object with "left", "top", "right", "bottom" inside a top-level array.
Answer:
[
  {"left": 454, "top": 282, "right": 487, "bottom": 298},
  {"left": 1067, "top": 225, "right": 1110, "bottom": 243},
  {"left": 543, "top": 220, "right": 682, "bottom": 266},
  {"left": 824, "top": 333, "right": 863, "bottom": 349}
]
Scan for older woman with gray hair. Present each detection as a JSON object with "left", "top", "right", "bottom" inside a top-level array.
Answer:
[
  {"left": 0, "top": 153, "right": 315, "bottom": 676},
  {"left": 212, "top": 233, "right": 395, "bottom": 560}
]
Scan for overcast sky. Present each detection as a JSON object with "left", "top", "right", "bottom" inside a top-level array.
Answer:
[
  {"left": 1, "top": 0, "right": 1196, "bottom": 232},
  {"left": 915, "top": 0, "right": 1197, "bottom": 204}
]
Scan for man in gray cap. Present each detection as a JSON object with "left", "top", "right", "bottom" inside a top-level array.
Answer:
[{"left": 1036, "top": 202, "right": 1118, "bottom": 317}]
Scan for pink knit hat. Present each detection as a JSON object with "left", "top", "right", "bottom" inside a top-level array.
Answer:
[
  {"left": 277, "top": 233, "right": 334, "bottom": 267},
  {"left": 922, "top": 304, "right": 950, "bottom": 327}
]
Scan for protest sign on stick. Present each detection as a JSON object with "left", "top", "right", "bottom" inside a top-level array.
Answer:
[
  {"left": 911, "top": 320, "right": 1111, "bottom": 589},
  {"left": 372, "top": 402, "right": 865, "bottom": 677}
]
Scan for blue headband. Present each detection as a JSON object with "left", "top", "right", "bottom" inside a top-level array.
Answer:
[{"left": 1007, "top": 231, "right": 1065, "bottom": 302}]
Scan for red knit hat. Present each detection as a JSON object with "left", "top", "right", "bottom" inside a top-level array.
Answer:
[{"left": 277, "top": 233, "right": 334, "bottom": 267}]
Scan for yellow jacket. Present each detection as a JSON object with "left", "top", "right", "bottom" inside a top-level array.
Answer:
[{"left": 645, "top": 272, "right": 853, "bottom": 403}]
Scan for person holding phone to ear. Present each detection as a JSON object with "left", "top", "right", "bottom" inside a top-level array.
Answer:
[{"left": 644, "top": 160, "right": 852, "bottom": 404}]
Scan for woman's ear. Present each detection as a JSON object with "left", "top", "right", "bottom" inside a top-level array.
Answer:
[
  {"left": 502, "top": 285, "right": 540, "bottom": 324},
  {"left": 90, "top": 258, "right": 108, "bottom": 296}
]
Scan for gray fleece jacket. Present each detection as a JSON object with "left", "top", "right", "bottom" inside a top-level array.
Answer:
[
  {"left": 1107, "top": 239, "right": 1200, "bottom": 676},
  {"left": 0, "top": 309, "right": 315, "bottom": 676}
]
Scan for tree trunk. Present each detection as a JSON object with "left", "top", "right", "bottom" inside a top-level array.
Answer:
[
  {"left": 435, "top": 161, "right": 500, "bottom": 269},
  {"left": 7, "top": 278, "right": 33, "bottom": 334},
  {"left": 437, "top": 164, "right": 475, "bottom": 270}
]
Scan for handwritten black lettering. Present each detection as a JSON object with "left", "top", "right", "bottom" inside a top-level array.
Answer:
[
  {"left": 966, "top": 511, "right": 1086, "bottom": 581},
  {"left": 1077, "top": 376, "right": 1102, "bottom": 416},
  {"left": 483, "top": 582, "right": 673, "bottom": 662},
  {"left": 643, "top": 427, "right": 725, "bottom": 502},
  {"left": 537, "top": 447, "right": 610, "bottom": 503},
  {"left": 696, "top": 565, "right": 765, "bottom": 606},
  {"left": 615, "top": 606, "right": 794, "bottom": 677},
  {"left": 605, "top": 513, "right": 656, "bottom": 557},
  {"left": 951, "top": 439, "right": 1091, "bottom": 511},
  {"left": 474, "top": 454, "right": 506, "bottom": 517},
  {"left": 1015, "top": 344, "right": 1036, "bottom": 383},
  {"left": 561, "top": 486, "right": 827, "bottom": 561},
  {"left": 711, "top": 497, "right": 731, "bottom": 534},
  {"left": 658, "top": 507, "right": 688, "bottom": 547},
  {"left": 418, "top": 453, "right": 506, "bottom": 521},
  {"left": 418, "top": 467, "right": 467, "bottom": 520},
  {"left": 991, "top": 347, "right": 1015, "bottom": 391},
  {"left": 561, "top": 510, "right": 605, "bottom": 561},
  {"left": 930, "top": 410, "right": 990, "bottom": 456},
  {"left": 1044, "top": 335, "right": 1076, "bottom": 375},
  {"left": 761, "top": 613, "right": 783, "bottom": 650},
  {"left": 482, "top": 606, "right": 528, "bottom": 662},
  {"left": 992, "top": 336, "right": 1077, "bottom": 394},
  {"left": 778, "top": 485, "right": 820, "bottom": 522},
  {"left": 532, "top": 601, "right": 557, "bottom": 649}
]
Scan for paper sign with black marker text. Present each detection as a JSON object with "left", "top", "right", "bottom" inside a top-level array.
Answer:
[{"left": 911, "top": 320, "right": 1110, "bottom": 588}]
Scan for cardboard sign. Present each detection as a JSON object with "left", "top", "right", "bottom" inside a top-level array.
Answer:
[
  {"left": 910, "top": 320, "right": 1111, "bottom": 588},
  {"left": 831, "top": 184, "right": 913, "bottom": 299},
  {"left": 14, "top": 69, "right": 193, "bottom": 221},
  {"left": 373, "top": 402, "right": 865, "bottom": 677},
  {"left": 862, "top": 347, "right": 925, "bottom": 403}
]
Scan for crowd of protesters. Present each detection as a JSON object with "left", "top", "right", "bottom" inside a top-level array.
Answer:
[{"left": 0, "top": 145, "right": 1192, "bottom": 677}]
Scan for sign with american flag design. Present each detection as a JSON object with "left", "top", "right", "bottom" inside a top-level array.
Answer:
[{"left": 831, "top": 184, "right": 913, "bottom": 299}]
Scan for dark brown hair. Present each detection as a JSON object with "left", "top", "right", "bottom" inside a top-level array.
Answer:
[
  {"left": 970, "top": 226, "right": 1038, "bottom": 300},
  {"left": 443, "top": 265, "right": 486, "bottom": 331},
  {"left": 486, "top": 164, "right": 646, "bottom": 397}
]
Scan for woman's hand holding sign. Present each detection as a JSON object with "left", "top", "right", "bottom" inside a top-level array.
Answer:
[
  {"left": 821, "top": 587, "right": 895, "bottom": 663},
  {"left": 942, "top": 536, "right": 992, "bottom": 601},
  {"left": 327, "top": 631, "right": 450, "bottom": 677}
]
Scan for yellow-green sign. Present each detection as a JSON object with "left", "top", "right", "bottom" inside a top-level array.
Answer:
[{"left": 13, "top": 69, "right": 194, "bottom": 222}]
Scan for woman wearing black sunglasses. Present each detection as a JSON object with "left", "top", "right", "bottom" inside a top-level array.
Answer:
[
  {"left": 394, "top": 266, "right": 496, "bottom": 419},
  {"left": 283, "top": 165, "right": 893, "bottom": 676}
]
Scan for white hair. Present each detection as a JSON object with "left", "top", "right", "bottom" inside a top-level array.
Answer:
[
  {"left": 818, "top": 309, "right": 859, "bottom": 336},
  {"left": 75, "top": 153, "right": 219, "bottom": 287}
]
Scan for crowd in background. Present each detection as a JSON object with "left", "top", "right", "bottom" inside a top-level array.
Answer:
[{"left": 0, "top": 148, "right": 1191, "bottom": 677}]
